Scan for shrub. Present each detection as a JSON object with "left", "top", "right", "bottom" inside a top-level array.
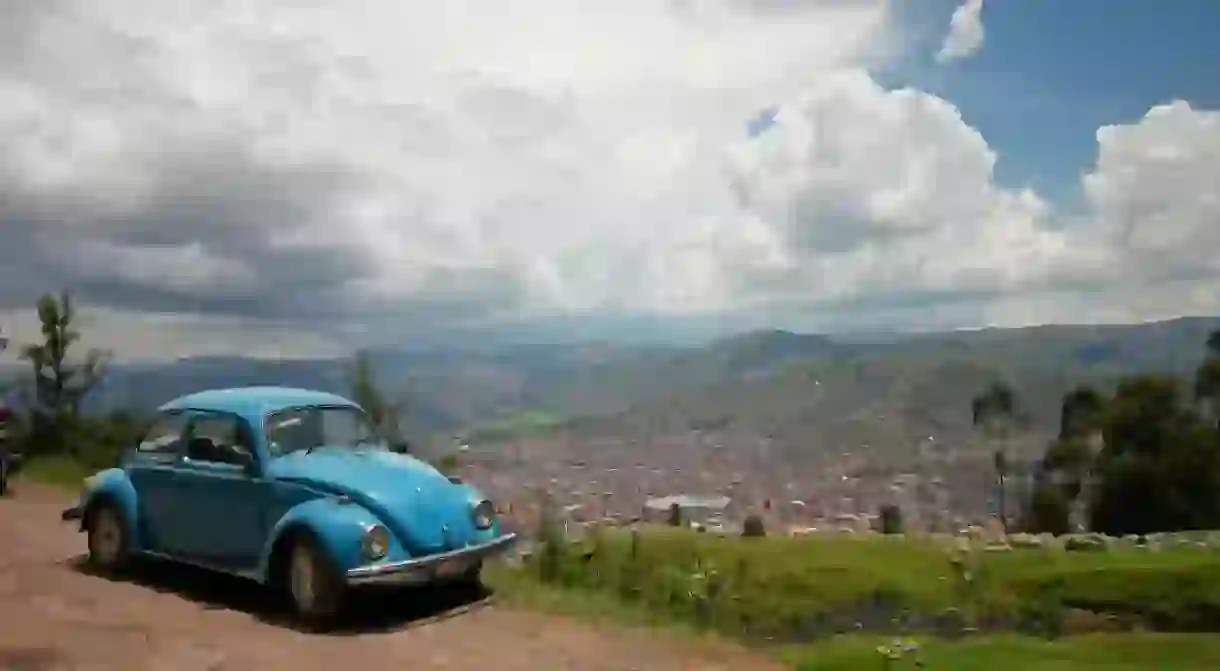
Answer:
[
  {"left": 741, "top": 514, "right": 766, "bottom": 538},
  {"left": 879, "top": 504, "right": 904, "bottom": 535},
  {"left": 667, "top": 502, "right": 682, "bottom": 527}
]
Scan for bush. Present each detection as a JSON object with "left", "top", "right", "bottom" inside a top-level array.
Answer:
[
  {"left": 667, "top": 502, "right": 682, "bottom": 527},
  {"left": 1024, "top": 483, "right": 1071, "bottom": 535},
  {"left": 879, "top": 504, "right": 904, "bottom": 535},
  {"left": 1064, "top": 534, "right": 1109, "bottom": 552},
  {"left": 741, "top": 514, "right": 766, "bottom": 538}
]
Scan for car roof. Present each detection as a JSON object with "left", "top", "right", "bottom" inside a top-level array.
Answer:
[{"left": 158, "top": 386, "right": 360, "bottom": 422}]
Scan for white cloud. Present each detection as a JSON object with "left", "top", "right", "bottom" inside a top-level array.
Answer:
[
  {"left": 723, "top": 71, "right": 1068, "bottom": 306},
  {"left": 1083, "top": 101, "right": 1220, "bottom": 281},
  {"left": 936, "top": 0, "right": 986, "bottom": 64},
  {"left": 0, "top": 0, "right": 1218, "bottom": 359},
  {"left": 0, "top": 0, "right": 898, "bottom": 354}
]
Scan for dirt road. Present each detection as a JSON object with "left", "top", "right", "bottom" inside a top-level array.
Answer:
[{"left": 0, "top": 484, "right": 782, "bottom": 671}]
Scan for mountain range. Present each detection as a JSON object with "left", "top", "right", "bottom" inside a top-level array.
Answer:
[{"left": 3, "top": 316, "right": 1218, "bottom": 465}]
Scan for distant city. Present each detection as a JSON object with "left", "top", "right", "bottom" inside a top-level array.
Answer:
[{"left": 459, "top": 429, "right": 1041, "bottom": 537}]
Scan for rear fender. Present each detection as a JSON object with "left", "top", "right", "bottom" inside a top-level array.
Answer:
[
  {"left": 79, "top": 468, "right": 141, "bottom": 549},
  {"left": 256, "top": 498, "right": 405, "bottom": 584}
]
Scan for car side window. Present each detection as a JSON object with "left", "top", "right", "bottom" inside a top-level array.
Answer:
[
  {"left": 185, "top": 412, "right": 255, "bottom": 466},
  {"left": 137, "top": 412, "right": 188, "bottom": 456}
]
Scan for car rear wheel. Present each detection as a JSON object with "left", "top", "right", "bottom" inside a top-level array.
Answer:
[
  {"left": 86, "top": 502, "right": 130, "bottom": 572},
  {"left": 287, "top": 533, "right": 344, "bottom": 625}
]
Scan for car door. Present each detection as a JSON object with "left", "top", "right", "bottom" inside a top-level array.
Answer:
[
  {"left": 173, "top": 410, "right": 266, "bottom": 569},
  {"left": 125, "top": 410, "right": 190, "bottom": 553}
]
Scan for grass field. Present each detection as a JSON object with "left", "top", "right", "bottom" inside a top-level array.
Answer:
[
  {"left": 16, "top": 454, "right": 93, "bottom": 488},
  {"left": 485, "top": 525, "right": 1220, "bottom": 668},
  {"left": 777, "top": 633, "right": 1220, "bottom": 670}
]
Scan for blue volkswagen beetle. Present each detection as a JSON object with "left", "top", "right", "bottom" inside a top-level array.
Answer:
[{"left": 61, "top": 386, "right": 516, "bottom": 622}]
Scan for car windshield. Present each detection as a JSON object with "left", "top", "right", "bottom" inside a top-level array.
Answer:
[{"left": 265, "top": 405, "right": 383, "bottom": 456}]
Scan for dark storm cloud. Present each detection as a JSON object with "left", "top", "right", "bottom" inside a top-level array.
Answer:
[
  {"left": 0, "top": 136, "right": 371, "bottom": 319},
  {"left": 0, "top": 0, "right": 529, "bottom": 333}
]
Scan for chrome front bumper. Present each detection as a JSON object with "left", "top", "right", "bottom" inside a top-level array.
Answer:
[{"left": 345, "top": 532, "right": 518, "bottom": 587}]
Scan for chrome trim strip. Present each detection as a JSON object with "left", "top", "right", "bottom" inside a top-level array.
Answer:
[{"left": 345, "top": 532, "right": 518, "bottom": 586}]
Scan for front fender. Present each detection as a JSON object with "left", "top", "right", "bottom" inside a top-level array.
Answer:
[
  {"left": 79, "top": 468, "right": 141, "bottom": 549},
  {"left": 451, "top": 482, "right": 504, "bottom": 540},
  {"left": 256, "top": 498, "right": 409, "bottom": 584}
]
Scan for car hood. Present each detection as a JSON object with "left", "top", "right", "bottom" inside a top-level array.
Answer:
[{"left": 266, "top": 449, "right": 483, "bottom": 555}]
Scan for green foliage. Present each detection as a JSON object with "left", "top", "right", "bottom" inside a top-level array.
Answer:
[
  {"left": 1024, "top": 333, "right": 1220, "bottom": 537},
  {"left": 972, "top": 381, "right": 1016, "bottom": 434},
  {"left": 1040, "top": 437, "right": 1094, "bottom": 500},
  {"left": 741, "top": 514, "right": 766, "bottom": 538},
  {"left": 667, "top": 502, "right": 683, "bottom": 527},
  {"left": 878, "top": 504, "right": 904, "bottom": 535},
  {"left": 4, "top": 291, "right": 121, "bottom": 466},
  {"left": 504, "top": 526, "right": 1220, "bottom": 649},
  {"left": 501, "top": 527, "right": 1220, "bottom": 671},
  {"left": 348, "top": 350, "right": 403, "bottom": 440},
  {"left": 16, "top": 291, "right": 111, "bottom": 458},
  {"left": 974, "top": 380, "right": 1018, "bottom": 530},
  {"left": 1059, "top": 385, "right": 1106, "bottom": 439},
  {"left": 1024, "top": 483, "right": 1071, "bottom": 535},
  {"left": 784, "top": 633, "right": 1220, "bottom": 671},
  {"left": 435, "top": 452, "right": 461, "bottom": 474},
  {"left": 1089, "top": 374, "right": 1220, "bottom": 535},
  {"left": 516, "top": 528, "right": 958, "bottom": 640}
]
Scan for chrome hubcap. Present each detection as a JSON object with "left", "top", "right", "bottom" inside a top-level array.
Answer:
[
  {"left": 290, "top": 547, "right": 316, "bottom": 611},
  {"left": 91, "top": 510, "right": 121, "bottom": 564}
]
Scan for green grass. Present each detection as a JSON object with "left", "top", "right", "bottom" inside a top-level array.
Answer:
[
  {"left": 487, "top": 526, "right": 1220, "bottom": 668},
  {"left": 18, "top": 454, "right": 94, "bottom": 488},
  {"left": 490, "top": 552, "right": 1220, "bottom": 669},
  {"left": 464, "top": 409, "right": 565, "bottom": 441},
  {"left": 779, "top": 633, "right": 1220, "bottom": 670}
]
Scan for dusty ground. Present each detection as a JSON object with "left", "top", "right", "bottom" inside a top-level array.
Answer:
[{"left": 0, "top": 483, "right": 783, "bottom": 671}]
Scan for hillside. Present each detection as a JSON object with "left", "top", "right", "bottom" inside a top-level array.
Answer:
[
  {"left": 477, "top": 317, "right": 1220, "bottom": 466},
  {"left": 4, "top": 316, "right": 1218, "bottom": 462}
]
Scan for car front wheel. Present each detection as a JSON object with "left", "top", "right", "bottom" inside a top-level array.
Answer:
[
  {"left": 86, "top": 502, "right": 130, "bottom": 572},
  {"left": 287, "top": 533, "right": 344, "bottom": 625}
]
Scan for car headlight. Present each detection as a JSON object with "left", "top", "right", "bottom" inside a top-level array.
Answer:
[
  {"left": 472, "top": 499, "right": 495, "bottom": 530},
  {"left": 360, "top": 524, "right": 390, "bottom": 561}
]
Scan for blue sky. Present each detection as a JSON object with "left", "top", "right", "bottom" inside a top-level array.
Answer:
[{"left": 889, "top": 0, "right": 1220, "bottom": 204}]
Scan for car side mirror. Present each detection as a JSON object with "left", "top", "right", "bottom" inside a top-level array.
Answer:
[{"left": 389, "top": 441, "right": 410, "bottom": 454}]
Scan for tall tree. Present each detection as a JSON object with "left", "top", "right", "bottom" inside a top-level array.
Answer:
[
  {"left": 18, "top": 291, "right": 110, "bottom": 455},
  {"left": 972, "top": 381, "right": 1016, "bottom": 531},
  {"left": 1046, "top": 385, "right": 1106, "bottom": 503},
  {"left": 1058, "top": 386, "right": 1106, "bottom": 440},
  {"left": 1090, "top": 373, "right": 1220, "bottom": 534},
  {"left": 348, "top": 350, "right": 403, "bottom": 440},
  {"left": 1195, "top": 329, "right": 1220, "bottom": 427}
]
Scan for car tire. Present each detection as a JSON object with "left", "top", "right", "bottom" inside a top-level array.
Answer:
[
  {"left": 287, "top": 532, "right": 345, "bottom": 626},
  {"left": 86, "top": 501, "right": 130, "bottom": 573}
]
